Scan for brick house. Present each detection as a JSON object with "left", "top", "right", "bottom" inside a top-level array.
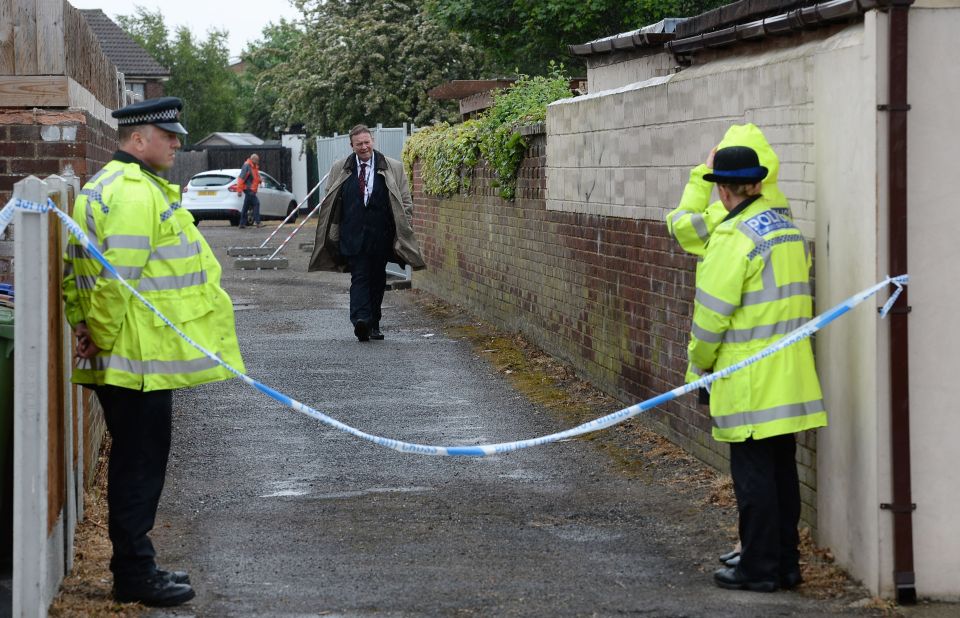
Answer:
[{"left": 79, "top": 8, "right": 169, "bottom": 101}]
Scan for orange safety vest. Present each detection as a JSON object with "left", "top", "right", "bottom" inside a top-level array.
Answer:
[{"left": 236, "top": 159, "right": 261, "bottom": 193}]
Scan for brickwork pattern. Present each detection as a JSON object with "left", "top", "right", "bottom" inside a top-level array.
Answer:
[
  {"left": 547, "top": 43, "right": 819, "bottom": 241},
  {"left": 413, "top": 133, "right": 820, "bottom": 528},
  {"left": 0, "top": 109, "right": 117, "bottom": 283}
]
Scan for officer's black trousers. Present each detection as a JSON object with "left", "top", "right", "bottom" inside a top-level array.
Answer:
[
  {"left": 95, "top": 385, "right": 172, "bottom": 581},
  {"left": 729, "top": 433, "right": 801, "bottom": 581},
  {"left": 347, "top": 253, "right": 388, "bottom": 328}
]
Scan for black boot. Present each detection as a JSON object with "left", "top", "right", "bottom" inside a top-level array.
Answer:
[
  {"left": 114, "top": 572, "right": 196, "bottom": 606},
  {"left": 713, "top": 567, "right": 778, "bottom": 592},
  {"left": 354, "top": 319, "right": 370, "bottom": 342},
  {"left": 157, "top": 568, "right": 190, "bottom": 585}
]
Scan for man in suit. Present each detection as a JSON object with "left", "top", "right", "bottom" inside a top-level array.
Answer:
[{"left": 308, "top": 124, "right": 425, "bottom": 341}]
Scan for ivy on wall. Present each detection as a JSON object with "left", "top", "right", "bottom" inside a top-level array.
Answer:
[{"left": 403, "top": 68, "right": 571, "bottom": 200}]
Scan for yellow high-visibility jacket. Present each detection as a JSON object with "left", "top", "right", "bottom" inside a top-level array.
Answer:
[
  {"left": 685, "top": 198, "right": 827, "bottom": 442},
  {"left": 63, "top": 158, "right": 245, "bottom": 391},
  {"left": 666, "top": 124, "right": 790, "bottom": 256}
]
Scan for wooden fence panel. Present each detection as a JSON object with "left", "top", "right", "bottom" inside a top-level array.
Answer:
[
  {"left": 0, "top": 0, "right": 15, "bottom": 74},
  {"left": 63, "top": 0, "right": 118, "bottom": 108},
  {"left": 13, "top": 0, "right": 38, "bottom": 75},
  {"left": 36, "top": 0, "right": 64, "bottom": 75}
]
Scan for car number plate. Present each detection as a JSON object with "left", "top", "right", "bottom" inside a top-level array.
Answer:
[{"left": 198, "top": 190, "right": 217, "bottom": 196}]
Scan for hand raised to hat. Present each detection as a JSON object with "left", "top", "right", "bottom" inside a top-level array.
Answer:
[{"left": 705, "top": 147, "right": 717, "bottom": 169}]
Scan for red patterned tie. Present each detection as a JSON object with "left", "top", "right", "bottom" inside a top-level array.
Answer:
[{"left": 358, "top": 162, "right": 367, "bottom": 205}]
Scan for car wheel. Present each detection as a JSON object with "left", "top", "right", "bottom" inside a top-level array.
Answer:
[
  {"left": 229, "top": 214, "right": 240, "bottom": 227},
  {"left": 286, "top": 201, "right": 298, "bottom": 223}
]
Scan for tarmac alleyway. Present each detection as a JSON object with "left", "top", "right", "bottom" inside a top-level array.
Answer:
[{"left": 144, "top": 221, "right": 889, "bottom": 617}]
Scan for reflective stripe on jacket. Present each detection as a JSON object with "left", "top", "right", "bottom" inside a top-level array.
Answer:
[
  {"left": 685, "top": 200, "right": 827, "bottom": 442},
  {"left": 666, "top": 123, "right": 790, "bottom": 257},
  {"left": 63, "top": 159, "right": 245, "bottom": 391}
]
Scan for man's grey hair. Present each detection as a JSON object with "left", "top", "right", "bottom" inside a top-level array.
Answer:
[{"left": 349, "top": 124, "right": 372, "bottom": 141}]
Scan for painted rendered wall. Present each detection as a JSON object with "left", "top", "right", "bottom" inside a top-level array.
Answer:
[
  {"left": 901, "top": 6, "right": 960, "bottom": 599},
  {"left": 586, "top": 52, "right": 677, "bottom": 93},
  {"left": 548, "top": 39, "right": 821, "bottom": 241},
  {"left": 821, "top": 6, "right": 960, "bottom": 599},
  {"left": 813, "top": 15, "right": 886, "bottom": 596}
]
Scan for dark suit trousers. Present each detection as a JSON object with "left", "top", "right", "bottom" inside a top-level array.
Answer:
[
  {"left": 729, "top": 433, "right": 801, "bottom": 581},
  {"left": 95, "top": 385, "right": 172, "bottom": 581},
  {"left": 348, "top": 253, "right": 388, "bottom": 327}
]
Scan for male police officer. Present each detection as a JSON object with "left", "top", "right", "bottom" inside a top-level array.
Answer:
[
  {"left": 684, "top": 146, "right": 827, "bottom": 592},
  {"left": 63, "top": 97, "right": 245, "bottom": 607}
]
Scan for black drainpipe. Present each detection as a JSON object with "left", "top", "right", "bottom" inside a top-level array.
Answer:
[{"left": 880, "top": 0, "right": 916, "bottom": 605}]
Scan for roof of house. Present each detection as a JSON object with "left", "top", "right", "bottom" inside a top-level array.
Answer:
[
  {"left": 194, "top": 132, "right": 265, "bottom": 147},
  {"left": 80, "top": 9, "right": 170, "bottom": 78}
]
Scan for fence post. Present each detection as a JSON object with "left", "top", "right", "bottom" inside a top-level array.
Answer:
[
  {"left": 12, "top": 176, "right": 51, "bottom": 617},
  {"left": 47, "top": 173, "right": 80, "bottom": 576}
]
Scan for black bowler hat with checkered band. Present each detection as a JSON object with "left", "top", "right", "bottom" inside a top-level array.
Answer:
[{"left": 111, "top": 96, "right": 188, "bottom": 135}]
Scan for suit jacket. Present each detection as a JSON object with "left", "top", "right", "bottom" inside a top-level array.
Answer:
[{"left": 308, "top": 150, "right": 425, "bottom": 272}]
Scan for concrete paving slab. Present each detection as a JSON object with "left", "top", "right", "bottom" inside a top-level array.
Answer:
[
  {"left": 233, "top": 257, "right": 288, "bottom": 270},
  {"left": 226, "top": 246, "right": 274, "bottom": 256}
]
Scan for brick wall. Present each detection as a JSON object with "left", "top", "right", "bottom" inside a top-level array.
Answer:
[
  {"left": 0, "top": 107, "right": 115, "bottom": 481},
  {"left": 412, "top": 131, "right": 819, "bottom": 528},
  {"left": 547, "top": 35, "right": 826, "bottom": 243},
  {"left": 0, "top": 108, "right": 116, "bottom": 283}
]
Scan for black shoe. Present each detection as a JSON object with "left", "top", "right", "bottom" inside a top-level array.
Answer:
[
  {"left": 238, "top": 225, "right": 246, "bottom": 229},
  {"left": 114, "top": 572, "right": 196, "bottom": 606},
  {"left": 370, "top": 325, "right": 384, "bottom": 340},
  {"left": 725, "top": 555, "right": 741, "bottom": 567},
  {"left": 157, "top": 568, "right": 190, "bottom": 585},
  {"left": 780, "top": 568, "right": 803, "bottom": 590},
  {"left": 719, "top": 549, "right": 740, "bottom": 564},
  {"left": 354, "top": 320, "right": 370, "bottom": 342},
  {"left": 713, "top": 567, "right": 778, "bottom": 592}
]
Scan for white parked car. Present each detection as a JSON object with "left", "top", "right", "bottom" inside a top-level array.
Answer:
[{"left": 181, "top": 168, "right": 298, "bottom": 226}]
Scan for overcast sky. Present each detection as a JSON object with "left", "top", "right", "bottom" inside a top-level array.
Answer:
[{"left": 69, "top": 0, "right": 304, "bottom": 59}]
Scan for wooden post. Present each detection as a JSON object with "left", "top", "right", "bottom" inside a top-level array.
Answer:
[{"left": 46, "top": 174, "right": 77, "bottom": 575}]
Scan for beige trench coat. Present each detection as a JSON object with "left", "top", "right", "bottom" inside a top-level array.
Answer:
[{"left": 308, "top": 151, "right": 425, "bottom": 272}]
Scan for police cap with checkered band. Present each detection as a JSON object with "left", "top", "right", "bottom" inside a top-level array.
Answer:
[{"left": 111, "top": 96, "right": 188, "bottom": 135}]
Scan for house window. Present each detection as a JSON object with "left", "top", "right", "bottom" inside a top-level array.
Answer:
[{"left": 129, "top": 82, "right": 145, "bottom": 101}]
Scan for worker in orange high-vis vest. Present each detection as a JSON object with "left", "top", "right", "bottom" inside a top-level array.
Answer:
[{"left": 238, "top": 153, "right": 261, "bottom": 227}]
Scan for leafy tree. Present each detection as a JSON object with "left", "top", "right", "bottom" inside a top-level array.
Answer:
[
  {"left": 425, "top": 0, "right": 729, "bottom": 75},
  {"left": 236, "top": 19, "right": 306, "bottom": 139},
  {"left": 263, "top": 0, "right": 489, "bottom": 136},
  {"left": 117, "top": 7, "right": 239, "bottom": 144}
]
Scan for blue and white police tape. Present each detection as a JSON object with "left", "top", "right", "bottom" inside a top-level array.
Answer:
[{"left": 1, "top": 196, "right": 909, "bottom": 457}]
